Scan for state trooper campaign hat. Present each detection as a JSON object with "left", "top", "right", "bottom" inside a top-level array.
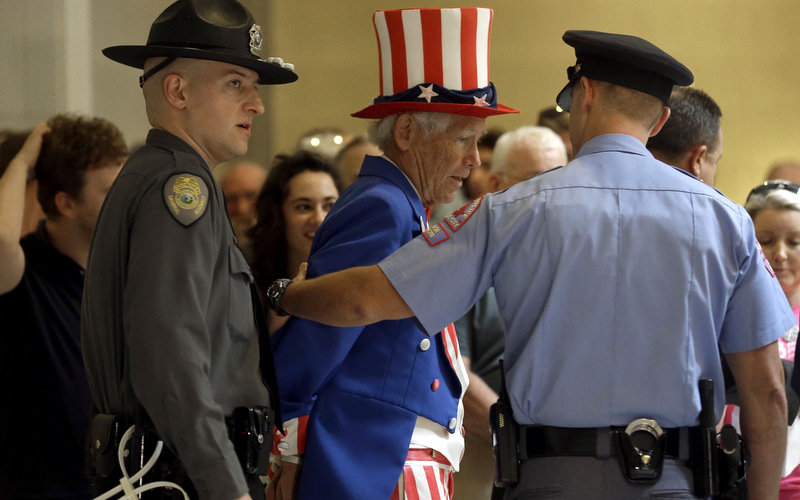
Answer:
[
  {"left": 352, "top": 7, "right": 518, "bottom": 119},
  {"left": 103, "top": 0, "right": 297, "bottom": 86},
  {"left": 556, "top": 30, "right": 693, "bottom": 112}
]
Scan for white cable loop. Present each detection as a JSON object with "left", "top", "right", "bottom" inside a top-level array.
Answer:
[{"left": 92, "top": 425, "right": 190, "bottom": 500}]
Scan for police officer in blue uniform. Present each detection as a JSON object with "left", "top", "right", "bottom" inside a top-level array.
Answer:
[
  {"left": 81, "top": 1, "right": 296, "bottom": 499},
  {"left": 270, "top": 30, "right": 793, "bottom": 498}
]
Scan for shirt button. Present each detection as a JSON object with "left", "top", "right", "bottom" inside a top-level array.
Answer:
[
  {"left": 419, "top": 338, "right": 431, "bottom": 351},
  {"left": 448, "top": 418, "right": 457, "bottom": 430},
  {"left": 431, "top": 379, "right": 440, "bottom": 391}
]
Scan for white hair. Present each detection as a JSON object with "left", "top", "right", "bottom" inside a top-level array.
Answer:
[
  {"left": 491, "top": 126, "right": 567, "bottom": 175},
  {"left": 367, "top": 112, "right": 454, "bottom": 151},
  {"left": 745, "top": 179, "right": 800, "bottom": 219}
]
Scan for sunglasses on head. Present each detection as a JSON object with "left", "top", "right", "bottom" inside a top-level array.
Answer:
[{"left": 746, "top": 181, "right": 800, "bottom": 204}]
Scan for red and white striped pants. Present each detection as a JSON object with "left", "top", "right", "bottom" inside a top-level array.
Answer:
[{"left": 390, "top": 448, "right": 455, "bottom": 500}]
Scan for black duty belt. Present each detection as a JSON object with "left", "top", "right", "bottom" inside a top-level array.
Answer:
[{"left": 521, "top": 425, "right": 687, "bottom": 461}]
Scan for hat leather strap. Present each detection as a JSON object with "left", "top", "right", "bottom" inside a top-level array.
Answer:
[{"left": 139, "top": 57, "right": 177, "bottom": 88}]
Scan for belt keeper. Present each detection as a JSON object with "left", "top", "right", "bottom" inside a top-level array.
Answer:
[
  {"left": 596, "top": 427, "right": 612, "bottom": 458},
  {"left": 679, "top": 427, "right": 691, "bottom": 461}
]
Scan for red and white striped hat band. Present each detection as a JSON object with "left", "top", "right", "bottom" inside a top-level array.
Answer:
[{"left": 352, "top": 7, "right": 518, "bottom": 119}]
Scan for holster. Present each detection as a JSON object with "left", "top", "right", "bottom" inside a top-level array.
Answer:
[
  {"left": 87, "top": 406, "right": 272, "bottom": 498},
  {"left": 87, "top": 413, "right": 130, "bottom": 479},
  {"left": 714, "top": 425, "right": 748, "bottom": 499},
  {"left": 227, "top": 406, "right": 273, "bottom": 476},
  {"left": 490, "top": 397, "right": 519, "bottom": 486},
  {"left": 490, "top": 359, "right": 519, "bottom": 487}
]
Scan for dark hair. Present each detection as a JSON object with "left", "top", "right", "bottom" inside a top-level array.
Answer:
[
  {"left": 249, "top": 150, "right": 341, "bottom": 291},
  {"left": 478, "top": 128, "right": 504, "bottom": 150},
  {"left": 537, "top": 106, "right": 570, "bottom": 134},
  {"left": 646, "top": 87, "right": 722, "bottom": 161},
  {"left": 36, "top": 114, "right": 128, "bottom": 217}
]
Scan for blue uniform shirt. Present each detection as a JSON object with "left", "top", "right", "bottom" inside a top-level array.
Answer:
[{"left": 380, "top": 133, "right": 795, "bottom": 428}]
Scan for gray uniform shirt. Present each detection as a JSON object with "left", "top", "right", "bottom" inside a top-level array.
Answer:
[{"left": 81, "top": 129, "right": 269, "bottom": 499}]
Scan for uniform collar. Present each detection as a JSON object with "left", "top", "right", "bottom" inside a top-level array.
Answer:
[
  {"left": 574, "top": 133, "right": 654, "bottom": 160},
  {"left": 146, "top": 128, "right": 207, "bottom": 164},
  {"left": 359, "top": 155, "right": 427, "bottom": 222}
]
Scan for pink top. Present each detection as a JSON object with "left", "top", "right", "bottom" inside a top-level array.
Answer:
[{"left": 779, "top": 304, "right": 800, "bottom": 498}]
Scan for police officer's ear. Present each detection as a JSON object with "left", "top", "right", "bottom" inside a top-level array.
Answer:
[
  {"left": 393, "top": 113, "right": 416, "bottom": 152},
  {"left": 162, "top": 73, "right": 190, "bottom": 111},
  {"left": 648, "top": 107, "right": 671, "bottom": 138},
  {"left": 575, "top": 76, "right": 594, "bottom": 112}
]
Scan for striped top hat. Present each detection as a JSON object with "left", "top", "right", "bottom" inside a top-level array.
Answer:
[{"left": 352, "top": 8, "right": 518, "bottom": 119}]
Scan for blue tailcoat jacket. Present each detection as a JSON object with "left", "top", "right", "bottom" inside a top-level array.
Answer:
[{"left": 271, "top": 156, "right": 463, "bottom": 499}]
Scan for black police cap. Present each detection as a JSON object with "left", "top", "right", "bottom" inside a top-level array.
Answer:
[
  {"left": 556, "top": 30, "right": 693, "bottom": 112},
  {"left": 103, "top": 0, "right": 297, "bottom": 85}
]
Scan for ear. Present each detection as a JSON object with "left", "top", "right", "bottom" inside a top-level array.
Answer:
[
  {"left": 393, "top": 113, "right": 416, "bottom": 152},
  {"left": 488, "top": 172, "right": 501, "bottom": 192},
  {"left": 163, "top": 73, "right": 189, "bottom": 110},
  {"left": 649, "top": 106, "right": 671, "bottom": 137},
  {"left": 577, "top": 76, "right": 594, "bottom": 111},
  {"left": 53, "top": 191, "right": 77, "bottom": 219},
  {"left": 687, "top": 144, "right": 708, "bottom": 178}
]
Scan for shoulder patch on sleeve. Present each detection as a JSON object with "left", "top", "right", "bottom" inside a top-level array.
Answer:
[
  {"left": 444, "top": 196, "right": 483, "bottom": 232},
  {"left": 423, "top": 196, "right": 483, "bottom": 247},
  {"left": 163, "top": 173, "right": 209, "bottom": 226},
  {"left": 423, "top": 222, "right": 451, "bottom": 246}
]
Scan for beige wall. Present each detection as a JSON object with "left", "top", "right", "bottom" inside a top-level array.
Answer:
[
  {"left": 4, "top": 1, "right": 800, "bottom": 205},
  {"left": 264, "top": 0, "right": 800, "bottom": 205}
]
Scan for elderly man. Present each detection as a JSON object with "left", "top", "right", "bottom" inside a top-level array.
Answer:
[
  {"left": 455, "top": 125, "right": 567, "bottom": 500},
  {"left": 80, "top": 1, "right": 297, "bottom": 499},
  {"left": 646, "top": 86, "right": 723, "bottom": 186},
  {"left": 266, "top": 8, "right": 516, "bottom": 500},
  {"left": 270, "top": 30, "right": 791, "bottom": 499}
]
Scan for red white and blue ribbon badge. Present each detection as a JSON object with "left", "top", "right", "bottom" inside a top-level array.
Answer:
[{"left": 423, "top": 196, "right": 483, "bottom": 247}]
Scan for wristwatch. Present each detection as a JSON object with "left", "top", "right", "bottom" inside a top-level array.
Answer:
[{"left": 266, "top": 278, "right": 292, "bottom": 316}]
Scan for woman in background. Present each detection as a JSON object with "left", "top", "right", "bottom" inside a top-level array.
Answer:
[
  {"left": 249, "top": 150, "right": 341, "bottom": 333},
  {"left": 744, "top": 179, "right": 800, "bottom": 498}
]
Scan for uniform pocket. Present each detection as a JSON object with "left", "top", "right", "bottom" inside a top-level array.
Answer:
[{"left": 228, "top": 245, "right": 256, "bottom": 340}]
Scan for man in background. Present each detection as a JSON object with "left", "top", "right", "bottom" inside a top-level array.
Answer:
[
  {"left": 0, "top": 114, "right": 126, "bottom": 499},
  {"left": 647, "top": 86, "right": 723, "bottom": 186},
  {"left": 219, "top": 159, "right": 267, "bottom": 253},
  {"left": 333, "top": 136, "right": 381, "bottom": 189},
  {"left": 538, "top": 105, "right": 573, "bottom": 160}
]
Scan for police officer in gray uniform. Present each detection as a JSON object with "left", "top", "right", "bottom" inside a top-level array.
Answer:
[
  {"left": 81, "top": 1, "right": 296, "bottom": 499},
  {"left": 268, "top": 31, "right": 793, "bottom": 498}
]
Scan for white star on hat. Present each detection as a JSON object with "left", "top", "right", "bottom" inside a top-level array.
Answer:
[
  {"left": 473, "top": 94, "right": 489, "bottom": 107},
  {"left": 418, "top": 84, "right": 439, "bottom": 103}
]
